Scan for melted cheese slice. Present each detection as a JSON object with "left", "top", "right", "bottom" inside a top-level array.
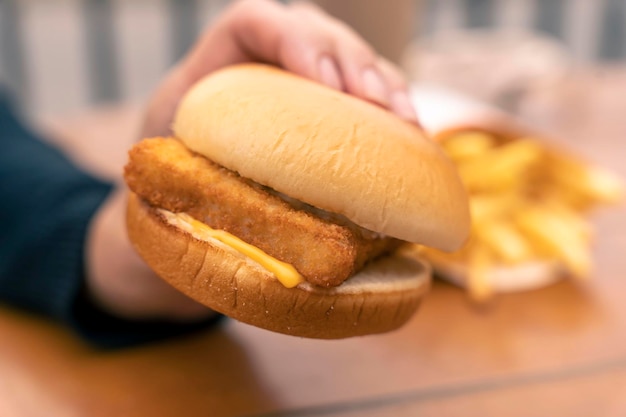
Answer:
[{"left": 163, "top": 211, "right": 304, "bottom": 288}]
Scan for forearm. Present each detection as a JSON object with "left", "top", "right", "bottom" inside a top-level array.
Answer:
[
  {"left": 0, "top": 94, "right": 113, "bottom": 321},
  {"left": 0, "top": 96, "right": 220, "bottom": 348}
]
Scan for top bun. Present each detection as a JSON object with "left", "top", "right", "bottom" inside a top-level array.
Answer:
[{"left": 173, "top": 64, "right": 469, "bottom": 251}]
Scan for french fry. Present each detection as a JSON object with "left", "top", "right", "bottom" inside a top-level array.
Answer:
[
  {"left": 457, "top": 139, "right": 544, "bottom": 192},
  {"left": 442, "top": 132, "right": 497, "bottom": 161},
  {"left": 582, "top": 165, "right": 624, "bottom": 204},
  {"left": 423, "top": 246, "right": 469, "bottom": 266},
  {"left": 473, "top": 220, "right": 532, "bottom": 264},
  {"left": 515, "top": 208, "right": 591, "bottom": 279},
  {"left": 467, "top": 246, "right": 494, "bottom": 302},
  {"left": 470, "top": 195, "right": 508, "bottom": 224},
  {"left": 470, "top": 192, "right": 523, "bottom": 224},
  {"left": 546, "top": 152, "right": 624, "bottom": 208},
  {"left": 540, "top": 199, "right": 593, "bottom": 242}
]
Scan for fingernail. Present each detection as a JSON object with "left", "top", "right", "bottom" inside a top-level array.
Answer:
[
  {"left": 362, "top": 68, "right": 389, "bottom": 106},
  {"left": 391, "top": 90, "right": 419, "bottom": 124},
  {"left": 318, "top": 56, "right": 343, "bottom": 91}
]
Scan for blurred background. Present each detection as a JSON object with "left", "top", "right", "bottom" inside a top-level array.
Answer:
[{"left": 0, "top": 0, "right": 624, "bottom": 119}]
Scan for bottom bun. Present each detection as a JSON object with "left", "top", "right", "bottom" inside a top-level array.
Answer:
[
  {"left": 126, "top": 193, "right": 431, "bottom": 339},
  {"left": 429, "top": 258, "right": 563, "bottom": 293}
]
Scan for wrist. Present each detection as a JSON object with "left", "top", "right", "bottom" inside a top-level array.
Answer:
[{"left": 85, "top": 188, "right": 213, "bottom": 321}]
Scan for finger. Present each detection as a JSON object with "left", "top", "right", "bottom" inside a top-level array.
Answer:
[
  {"left": 294, "top": 6, "right": 417, "bottom": 123},
  {"left": 291, "top": 5, "right": 390, "bottom": 106},
  {"left": 376, "top": 57, "right": 419, "bottom": 123},
  {"left": 229, "top": 1, "right": 345, "bottom": 90},
  {"left": 317, "top": 54, "right": 344, "bottom": 91}
]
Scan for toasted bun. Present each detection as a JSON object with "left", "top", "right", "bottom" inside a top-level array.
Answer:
[
  {"left": 173, "top": 64, "right": 470, "bottom": 251},
  {"left": 127, "top": 193, "right": 430, "bottom": 339}
]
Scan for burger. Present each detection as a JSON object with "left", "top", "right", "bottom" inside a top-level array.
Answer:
[{"left": 123, "top": 64, "right": 470, "bottom": 338}]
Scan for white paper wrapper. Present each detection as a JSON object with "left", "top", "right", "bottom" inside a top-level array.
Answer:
[
  {"left": 429, "top": 258, "right": 564, "bottom": 294},
  {"left": 411, "top": 83, "right": 525, "bottom": 139}
]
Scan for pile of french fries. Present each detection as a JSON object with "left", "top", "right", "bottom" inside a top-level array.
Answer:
[{"left": 423, "top": 130, "right": 624, "bottom": 301}]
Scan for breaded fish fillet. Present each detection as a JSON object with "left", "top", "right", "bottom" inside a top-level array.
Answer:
[{"left": 124, "top": 137, "right": 401, "bottom": 287}]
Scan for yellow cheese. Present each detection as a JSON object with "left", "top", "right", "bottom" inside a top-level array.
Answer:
[{"left": 176, "top": 213, "right": 304, "bottom": 288}]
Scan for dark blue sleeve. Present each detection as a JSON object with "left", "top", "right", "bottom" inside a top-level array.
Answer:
[{"left": 0, "top": 94, "right": 223, "bottom": 348}]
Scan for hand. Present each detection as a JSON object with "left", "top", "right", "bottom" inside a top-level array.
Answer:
[
  {"left": 142, "top": 0, "right": 418, "bottom": 138},
  {"left": 86, "top": 188, "right": 211, "bottom": 321},
  {"left": 86, "top": 0, "right": 417, "bottom": 322}
]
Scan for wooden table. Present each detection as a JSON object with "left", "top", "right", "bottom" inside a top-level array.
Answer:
[{"left": 2, "top": 69, "right": 625, "bottom": 417}]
